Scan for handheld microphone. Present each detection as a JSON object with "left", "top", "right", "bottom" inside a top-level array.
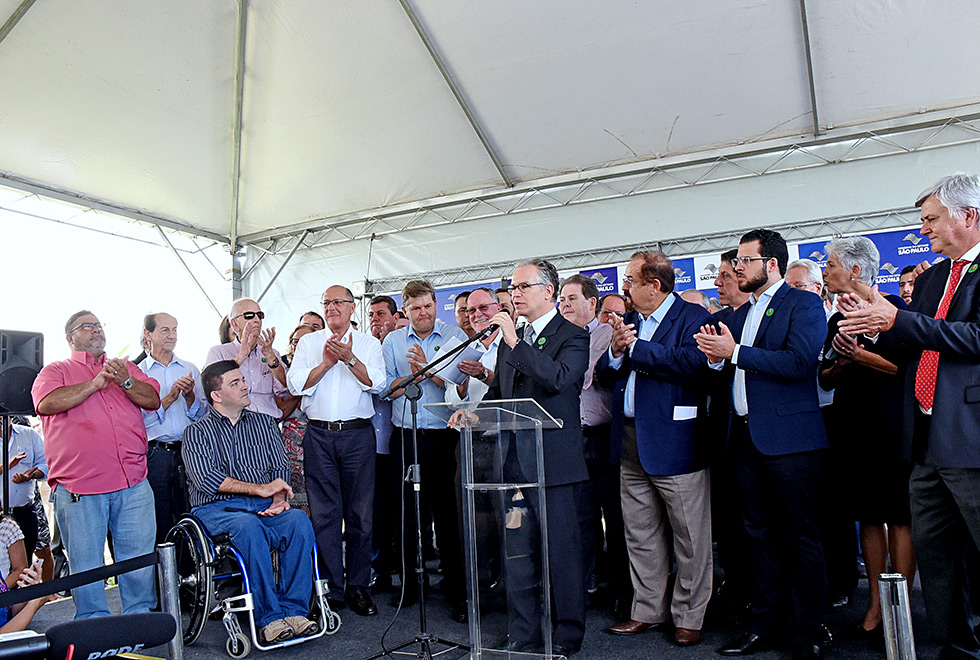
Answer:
[
  {"left": 46, "top": 612, "right": 176, "bottom": 660},
  {"left": 482, "top": 323, "right": 500, "bottom": 337}
]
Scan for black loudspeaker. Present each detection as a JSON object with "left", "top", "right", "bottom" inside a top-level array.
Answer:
[{"left": 0, "top": 330, "right": 43, "bottom": 416}]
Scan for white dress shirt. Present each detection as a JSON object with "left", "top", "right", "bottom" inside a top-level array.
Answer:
[
  {"left": 288, "top": 326, "right": 386, "bottom": 421},
  {"left": 729, "top": 280, "right": 784, "bottom": 416}
]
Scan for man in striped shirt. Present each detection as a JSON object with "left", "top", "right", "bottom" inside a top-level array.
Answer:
[{"left": 182, "top": 360, "right": 317, "bottom": 645}]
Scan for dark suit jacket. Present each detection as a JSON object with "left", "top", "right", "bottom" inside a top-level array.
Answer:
[
  {"left": 598, "top": 295, "right": 714, "bottom": 476},
  {"left": 890, "top": 255, "right": 980, "bottom": 468},
  {"left": 486, "top": 312, "right": 590, "bottom": 487},
  {"left": 724, "top": 283, "right": 828, "bottom": 455}
]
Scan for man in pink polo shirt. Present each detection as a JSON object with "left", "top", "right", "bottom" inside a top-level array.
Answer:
[{"left": 31, "top": 310, "right": 161, "bottom": 620}]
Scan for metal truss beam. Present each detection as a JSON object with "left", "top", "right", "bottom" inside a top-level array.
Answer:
[
  {"left": 398, "top": 0, "right": 512, "bottom": 188},
  {"left": 0, "top": 175, "right": 229, "bottom": 243},
  {"left": 0, "top": 0, "right": 36, "bottom": 46},
  {"left": 156, "top": 227, "right": 223, "bottom": 318},
  {"left": 256, "top": 230, "right": 310, "bottom": 303},
  {"left": 242, "top": 109, "right": 980, "bottom": 254},
  {"left": 365, "top": 207, "right": 921, "bottom": 293},
  {"left": 229, "top": 0, "right": 249, "bottom": 251},
  {"left": 798, "top": 0, "right": 821, "bottom": 137}
]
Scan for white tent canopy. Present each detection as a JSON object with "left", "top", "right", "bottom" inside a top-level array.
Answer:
[{"left": 3, "top": 0, "right": 980, "bottom": 311}]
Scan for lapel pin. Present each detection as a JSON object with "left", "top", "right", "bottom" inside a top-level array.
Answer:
[
  {"left": 537, "top": 337, "right": 547, "bottom": 346},
  {"left": 970, "top": 264, "right": 978, "bottom": 274},
  {"left": 765, "top": 308, "right": 774, "bottom": 317}
]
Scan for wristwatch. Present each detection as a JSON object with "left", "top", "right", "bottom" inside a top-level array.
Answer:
[
  {"left": 267, "top": 358, "right": 281, "bottom": 369},
  {"left": 476, "top": 367, "right": 489, "bottom": 382},
  {"left": 347, "top": 356, "right": 359, "bottom": 368},
  {"left": 122, "top": 377, "right": 134, "bottom": 390}
]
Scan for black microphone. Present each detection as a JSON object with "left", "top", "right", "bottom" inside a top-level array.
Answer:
[
  {"left": 46, "top": 613, "right": 176, "bottom": 660},
  {"left": 481, "top": 323, "right": 500, "bottom": 337}
]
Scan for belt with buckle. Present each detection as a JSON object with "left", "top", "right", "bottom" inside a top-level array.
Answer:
[
  {"left": 309, "top": 418, "right": 372, "bottom": 432},
  {"left": 148, "top": 440, "right": 182, "bottom": 451}
]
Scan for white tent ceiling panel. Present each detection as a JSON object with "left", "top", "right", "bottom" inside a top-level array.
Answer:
[
  {"left": 415, "top": 0, "right": 814, "bottom": 179},
  {"left": 0, "top": 0, "right": 238, "bottom": 234},
  {"left": 251, "top": 142, "right": 980, "bottom": 321},
  {"left": 810, "top": 0, "right": 980, "bottom": 129},
  {"left": 235, "top": 0, "right": 503, "bottom": 235}
]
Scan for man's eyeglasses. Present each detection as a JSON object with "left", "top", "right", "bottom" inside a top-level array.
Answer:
[
  {"left": 68, "top": 322, "right": 104, "bottom": 333},
  {"left": 234, "top": 311, "right": 265, "bottom": 321},
  {"left": 507, "top": 282, "right": 545, "bottom": 294},
  {"left": 467, "top": 303, "right": 500, "bottom": 316},
  {"left": 730, "top": 256, "right": 771, "bottom": 268},
  {"left": 321, "top": 299, "right": 354, "bottom": 308}
]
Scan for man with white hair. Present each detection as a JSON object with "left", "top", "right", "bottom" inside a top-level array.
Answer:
[
  {"left": 839, "top": 173, "right": 980, "bottom": 660},
  {"left": 785, "top": 259, "right": 832, "bottom": 319},
  {"left": 206, "top": 298, "right": 291, "bottom": 420}
]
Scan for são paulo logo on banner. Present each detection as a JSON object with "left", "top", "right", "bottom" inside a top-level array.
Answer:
[
  {"left": 581, "top": 267, "right": 618, "bottom": 294},
  {"left": 672, "top": 258, "right": 694, "bottom": 290}
]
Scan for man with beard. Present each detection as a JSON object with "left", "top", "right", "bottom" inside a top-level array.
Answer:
[
  {"left": 32, "top": 310, "right": 161, "bottom": 619},
  {"left": 696, "top": 230, "right": 829, "bottom": 660}
]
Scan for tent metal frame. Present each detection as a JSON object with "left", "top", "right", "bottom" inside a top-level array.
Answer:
[
  {"left": 241, "top": 108, "right": 980, "bottom": 256},
  {"left": 363, "top": 206, "right": 921, "bottom": 294}
]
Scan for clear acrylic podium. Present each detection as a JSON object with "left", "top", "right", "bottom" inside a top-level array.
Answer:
[{"left": 425, "top": 399, "right": 564, "bottom": 660}]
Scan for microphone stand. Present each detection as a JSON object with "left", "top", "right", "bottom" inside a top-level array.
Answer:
[{"left": 367, "top": 326, "right": 494, "bottom": 660}]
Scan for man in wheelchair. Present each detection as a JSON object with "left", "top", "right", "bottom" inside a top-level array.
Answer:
[{"left": 182, "top": 360, "right": 319, "bottom": 644}]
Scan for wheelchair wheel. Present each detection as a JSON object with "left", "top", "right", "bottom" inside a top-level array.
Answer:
[
  {"left": 226, "top": 631, "right": 250, "bottom": 658},
  {"left": 325, "top": 609, "right": 342, "bottom": 635},
  {"left": 166, "top": 517, "right": 214, "bottom": 645}
]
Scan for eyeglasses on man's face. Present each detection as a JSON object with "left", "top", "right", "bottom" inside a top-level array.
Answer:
[
  {"left": 69, "top": 322, "right": 104, "bottom": 334},
  {"left": 730, "top": 256, "right": 771, "bottom": 269},
  {"left": 321, "top": 299, "right": 354, "bottom": 308},
  {"left": 234, "top": 311, "right": 265, "bottom": 321},
  {"left": 467, "top": 303, "right": 500, "bottom": 317},
  {"left": 507, "top": 282, "right": 545, "bottom": 294}
]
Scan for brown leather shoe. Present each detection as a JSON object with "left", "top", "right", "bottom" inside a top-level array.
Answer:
[
  {"left": 674, "top": 627, "right": 702, "bottom": 646},
  {"left": 606, "top": 619, "right": 661, "bottom": 635}
]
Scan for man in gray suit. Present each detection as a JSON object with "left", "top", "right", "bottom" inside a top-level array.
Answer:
[{"left": 840, "top": 173, "right": 980, "bottom": 660}]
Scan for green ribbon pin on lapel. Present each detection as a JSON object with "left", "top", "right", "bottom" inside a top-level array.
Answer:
[
  {"left": 537, "top": 337, "right": 547, "bottom": 347},
  {"left": 765, "top": 308, "right": 774, "bottom": 317},
  {"left": 970, "top": 264, "right": 978, "bottom": 274}
]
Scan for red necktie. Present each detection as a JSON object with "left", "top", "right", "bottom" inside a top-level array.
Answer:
[{"left": 914, "top": 260, "right": 967, "bottom": 410}]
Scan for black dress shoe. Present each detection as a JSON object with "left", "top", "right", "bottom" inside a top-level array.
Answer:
[
  {"left": 327, "top": 597, "right": 346, "bottom": 612},
  {"left": 792, "top": 642, "right": 822, "bottom": 660},
  {"left": 450, "top": 601, "right": 468, "bottom": 623},
  {"left": 719, "top": 632, "right": 769, "bottom": 656},
  {"left": 552, "top": 644, "right": 578, "bottom": 658},
  {"left": 347, "top": 588, "right": 378, "bottom": 616}
]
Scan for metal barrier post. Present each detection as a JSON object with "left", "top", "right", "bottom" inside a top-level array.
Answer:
[
  {"left": 157, "top": 543, "right": 184, "bottom": 660},
  {"left": 880, "top": 573, "right": 916, "bottom": 660}
]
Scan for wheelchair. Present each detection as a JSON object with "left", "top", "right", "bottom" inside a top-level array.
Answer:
[{"left": 166, "top": 514, "right": 341, "bottom": 658}]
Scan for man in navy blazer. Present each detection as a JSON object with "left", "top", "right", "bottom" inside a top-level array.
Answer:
[
  {"left": 599, "top": 251, "right": 715, "bottom": 647},
  {"left": 839, "top": 173, "right": 980, "bottom": 660},
  {"left": 696, "top": 229, "right": 828, "bottom": 660},
  {"left": 482, "top": 257, "right": 590, "bottom": 657}
]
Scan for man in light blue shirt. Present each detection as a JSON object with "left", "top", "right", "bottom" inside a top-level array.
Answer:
[
  {"left": 381, "top": 279, "right": 468, "bottom": 622},
  {"left": 138, "top": 312, "right": 206, "bottom": 544}
]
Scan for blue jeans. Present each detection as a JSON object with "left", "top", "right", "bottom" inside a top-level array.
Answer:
[
  {"left": 53, "top": 479, "right": 157, "bottom": 619},
  {"left": 192, "top": 497, "right": 315, "bottom": 628}
]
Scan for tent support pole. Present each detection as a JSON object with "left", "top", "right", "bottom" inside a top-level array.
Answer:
[
  {"left": 156, "top": 227, "right": 222, "bottom": 318},
  {"left": 397, "top": 0, "right": 513, "bottom": 188},
  {"left": 230, "top": 0, "right": 249, "bottom": 251},
  {"left": 232, "top": 250, "right": 245, "bottom": 302},
  {"left": 0, "top": 0, "right": 36, "bottom": 46},
  {"left": 256, "top": 230, "right": 310, "bottom": 303},
  {"left": 798, "top": 0, "right": 821, "bottom": 137}
]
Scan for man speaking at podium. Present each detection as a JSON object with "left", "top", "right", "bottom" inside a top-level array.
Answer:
[{"left": 483, "top": 257, "right": 590, "bottom": 657}]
